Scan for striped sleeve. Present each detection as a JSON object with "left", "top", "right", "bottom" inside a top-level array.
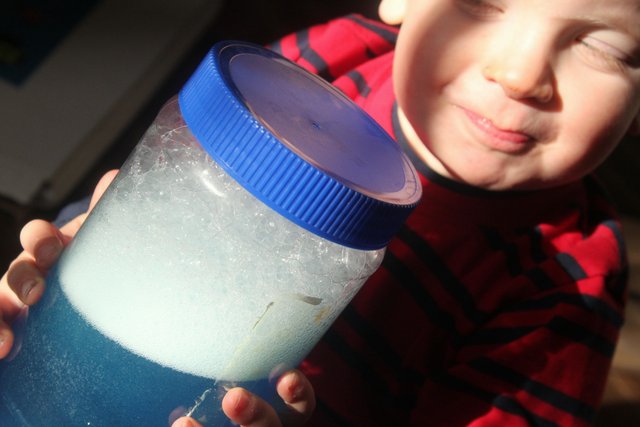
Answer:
[
  {"left": 412, "top": 278, "right": 624, "bottom": 426},
  {"left": 268, "top": 14, "right": 397, "bottom": 82},
  {"left": 304, "top": 188, "right": 627, "bottom": 426},
  {"left": 406, "top": 215, "right": 627, "bottom": 425}
]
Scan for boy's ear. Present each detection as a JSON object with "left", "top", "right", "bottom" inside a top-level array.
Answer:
[{"left": 378, "top": 0, "right": 406, "bottom": 25}]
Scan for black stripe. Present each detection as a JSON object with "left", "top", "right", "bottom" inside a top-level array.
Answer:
[
  {"left": 493, "top": 395, "right": 560, "bottom": 427},
  {"left": 469, "top": 358, "right": 596, "bottom": 422},
  {"left": 322, "top": 328, "right": 414, "bottom": 411},
  {"left": 482, "top": 228, "right": 523, "bottom": 276},
  {"left": 341, "top": 305, "right": 424, "bottom": 387},
  {"left": 322, "top": 329, "right": 388, "bottom": 392},
  {"left": 345, "top": 70, "right": 371, "bottom": 98},
  {"left": 267, "top": 40, "right": 283, "bottom": 55},
  {"left": 383, "top": 251, "right": 460, "bottom": 337},
  {"left": 524, "top": 267, "right": 556, "bottom": 291},
  {"left": 466, "top": 326, "right": 536, "bottom": 345},
  {"left": 295, "top": 29, "right": 333, "bottom": 81},
  {"left": 342, "top": 306, "right": 398, "bottom": 370},
  {"left": 555, "top": 253, "right": 588, "bottom": 281},
  {"left": 502, "top": 292, "right": 624, "bottom": 329},
  {"left": 396, "top": 227, "right": 488, "bottom": 325},
  {"left": 528, "top": 226, "right": 547, "bottom": 263},
  {"left": 345, "top": 14, "right": 398, "bottom": 45},
  {"left": 432, "top": 372, "right": 560, "bottom": 427},
  {"left": 467, "top": 314, "right": 619, "bottom": 361},
  {"left": 548, "top": 317, "right": 615, "bottom": 358},
  {"left": 341, "top": 306, "right": 444, "bottom": 416},
  {"left": 364, "top": 46, "right": 378, "bottom": 59},
  {"left": 603, "top": 220, "right": 625, "bottom": 258},
  {"left": 314, "top": 398, "right": 357, "bottom": 427}
]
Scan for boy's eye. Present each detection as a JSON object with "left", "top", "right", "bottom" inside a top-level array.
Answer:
[
  {"left": 577, "top": 35, "right": 639, "bottom": 73},
  {"left": 455, "top": 0, "right": 503, "bottom": 17}
]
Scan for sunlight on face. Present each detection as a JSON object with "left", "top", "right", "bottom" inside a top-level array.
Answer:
[{"left": 388, "top": 0, "right": 640, "bottom": 190}]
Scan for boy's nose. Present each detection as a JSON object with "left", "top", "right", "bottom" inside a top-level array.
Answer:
[{"left": 482, "top": 39, "right": 555, "bottom": 104}]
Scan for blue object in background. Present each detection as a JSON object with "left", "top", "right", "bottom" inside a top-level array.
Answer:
[{"left": 0, "top": 0, "right": 100, "bottom": 85}]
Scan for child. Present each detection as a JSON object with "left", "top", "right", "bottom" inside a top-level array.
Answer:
[{"left": 2, "top": 0, "right": 639, "bottom": 425}]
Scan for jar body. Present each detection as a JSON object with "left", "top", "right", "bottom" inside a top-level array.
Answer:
[{"left": 0, "top": 98, "right": 384, "bottom": 426}]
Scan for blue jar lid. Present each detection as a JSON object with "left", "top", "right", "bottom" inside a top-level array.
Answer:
[{"left": 178, "top": 41, "right": 421, "bottom": 250}]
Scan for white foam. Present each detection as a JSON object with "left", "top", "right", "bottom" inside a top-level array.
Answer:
[{"left": 58, "top": 100, "right": 383, "bottom": 381}]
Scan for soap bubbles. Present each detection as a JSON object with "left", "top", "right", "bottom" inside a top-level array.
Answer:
[{"left": 59, "top": 98, "right": 383, "bottom": 381}]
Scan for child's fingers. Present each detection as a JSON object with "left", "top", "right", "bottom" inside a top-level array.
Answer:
[
  {"left": 58, "top": 169, "right": 117, "bottom": 243},
  {"left": 220, "top": 370, "right": 315, "bottom": 427},
  {"left": 3, "top": 216, "right": 75, "bottom": 309},
  {"left": 222, "top": 387, "right": 282, "bottom": 427},
  {"left": 171, "top": 416, "right": 204, "bottom": 427},
  {"left": 0, "top": 260, "right": 27, "bottom": 322},
  {"left": 0, "top": 318, "right": 15, "bottom": 359},
  {"left": 58, "top": 213, "right": 87, "bottom": 244},
  {"left": 276, "top": 370, "right": 316, "bottom": 425},
  {"left": 89, "top": 169, "right": 118, "bottom": 211},
  {"left": 8, "top": 219, "right": 64, "bottom": 307},
  {"left": 0, "top": 170, "right": 119, "bottom": 360},
  {"left": 19, "top": 220, "right": 64, "bottom": 270},
  {"left": 5, "top": 259, "right": 46, "bottom": 306},
  {"left": 56, "top": 169, "right": 117, "bottom": 244},
  {"left": 19, "top": 170, "right": 117, "bottom": 255}
]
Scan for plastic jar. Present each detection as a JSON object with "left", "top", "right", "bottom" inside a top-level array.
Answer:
[{"left": 0, "top": 41, "right": 421, "bottom": 426}]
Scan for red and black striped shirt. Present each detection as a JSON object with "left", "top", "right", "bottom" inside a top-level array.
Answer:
[{"left": 271, "top": 15, "right": 628, "bottom": 426}]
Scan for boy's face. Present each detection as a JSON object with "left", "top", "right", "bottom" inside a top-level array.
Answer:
[{"left": 385, "top": 0, "right": 640, "bottom": 190}]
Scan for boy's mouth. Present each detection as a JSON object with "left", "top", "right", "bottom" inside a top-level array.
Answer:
[{"left": 459, "top": 107, "right": 533, "bottom": 145}]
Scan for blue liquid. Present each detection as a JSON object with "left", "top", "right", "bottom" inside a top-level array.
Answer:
[{"left": 0, "top": 269, "right": 279, "bottom": 426}]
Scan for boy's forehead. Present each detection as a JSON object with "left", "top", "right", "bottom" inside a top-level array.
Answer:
[
  {"left": 401, "top": 0, "right": 640, "bottom": 43},
  {"left": 409, "top": 0, "right": 640, "bottom": 21},
  {"left": 500, "top": 0, "right": 638, "bottom": 34},
  {"left": 531, "top": 0, "right": 639, "bottom": 15},
  {"left": 559, "top": 0, "right": 639, "bottom": 15},
  {"left": 579, "top": 0, "right": 640, "bottom": 35}
]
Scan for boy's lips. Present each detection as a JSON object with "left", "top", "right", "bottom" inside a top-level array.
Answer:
[{"left": 459, "top": 106, "right": 533, "bottom": 145}]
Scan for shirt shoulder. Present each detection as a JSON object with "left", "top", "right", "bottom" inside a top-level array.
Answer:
[{"left": 268, "top": 14, "right": 398, "bottom": 82}]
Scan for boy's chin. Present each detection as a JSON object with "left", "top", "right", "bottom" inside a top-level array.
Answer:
[{"left": 439, "top": 164, "right": 562, "bottom": 192}]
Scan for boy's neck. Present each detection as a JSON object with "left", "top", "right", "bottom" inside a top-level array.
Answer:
[{"left": 395, "top": 106, "right": 450, "bottom": 178}]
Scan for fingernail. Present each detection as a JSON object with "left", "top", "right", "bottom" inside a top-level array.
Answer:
[
  {"left": 21, "top": 278, "right": 39, "bottom": 300},
  {"left": 0, "top": 328, "right": 11, "bottom": 358},
  {"left": 287, "top": 380, "right": 304, "bottom": 402},
  {"left": 35, "top": 238, "right": 63, "bottom": 268},
  {"left": 231, "top": 389, "right": 250, "bottom": 413},
  {"left": 280, "top": 371, "right": 302, "bottom": 400}
]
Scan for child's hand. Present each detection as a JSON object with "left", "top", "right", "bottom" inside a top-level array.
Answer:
[
  {"left": 0, "top": 169, "right": 316, "bottom": 425},
  {"left": 0, "top": 170, "right": 118, "bottom": 358},
  {"left": 172, "top": 369, "right": 316, "bottom": 427}
]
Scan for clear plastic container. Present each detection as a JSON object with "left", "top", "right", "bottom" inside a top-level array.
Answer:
[{"left": 0, "top": 41, "right": 421, "bottom": 426}]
